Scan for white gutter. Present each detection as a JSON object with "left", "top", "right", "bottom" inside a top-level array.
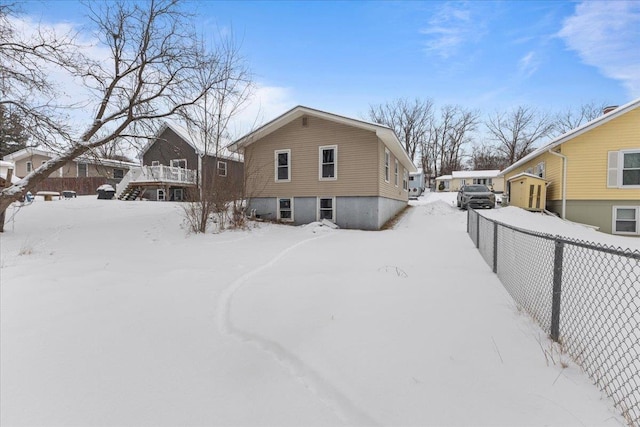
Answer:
[{"left": 548, "top": 150, "right": 567, "bottom": 219}]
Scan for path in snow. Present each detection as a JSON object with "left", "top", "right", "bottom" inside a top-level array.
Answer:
[{"left": 216, "top": 229, "right": 379, "bottom": 426}]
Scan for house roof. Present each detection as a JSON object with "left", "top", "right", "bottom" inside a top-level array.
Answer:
[
  {"left": 139, "top": 121, "right": 242, "bottom": 162},
  {"left": 228, "top": 105, "right": 417, "bottom": 173},
  {"left": 3, "top": 148, "right": 139, "bottom": 169},
  {"left": 435, "top": 175, "right": 452, "bottom": 180},
  {"left": 452, "top": 170, "right": 501, "bottom": 179},
  {"left": 507, "top": 172, "right": 549, "bottom": 182},
  {"left": 500, "top": 97, "right": 640, "bottom": 177}
]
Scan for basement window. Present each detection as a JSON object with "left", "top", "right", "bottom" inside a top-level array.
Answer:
[{"left": 613, "top": 206, "right": 639, "bottom": 235}]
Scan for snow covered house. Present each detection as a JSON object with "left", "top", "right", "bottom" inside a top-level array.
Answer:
[
  {"left": 2, "top": 148, "right": 138, "bottom": 195},
  {"left": 228, "top": 106, "right": 417, "bottom": 230},
  {"left": 117, "top": 122, "right": 243, "bottom": 201},
  {"left": 499, "top": 98, "right": 640, "bottom": 235}
]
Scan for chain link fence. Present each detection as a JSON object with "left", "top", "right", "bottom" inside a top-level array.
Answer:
[{"left": 467, "top": 208, "right": 640, "bottom": 425}]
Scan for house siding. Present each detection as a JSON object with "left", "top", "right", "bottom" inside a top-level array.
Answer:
[
  {"left": 248, "top": 195, "right": 404, "bottom": 230},
  {"left": 561, "top": 108, "right": 640, "bottom": 201},
  {"left": 143, "top": 127, "right": 198, "bottom": 169},
  {"left": 377, "top": 140, "right": 409, "bottom": 202},
  {"left": 13, "top": 154, "right": 130, "bottom": 180},
  {"left": 547, "top": 199, "right": 640, "bottom": 235},
  {"left": 244, "top": 116, "right": 384, "bottom": 198}
]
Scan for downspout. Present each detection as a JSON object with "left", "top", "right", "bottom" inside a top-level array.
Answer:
[{"left": 548, "top": 149, "right": 567, "bottom": 219}]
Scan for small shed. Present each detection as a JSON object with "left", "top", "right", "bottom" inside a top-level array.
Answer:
[{"left": 507, "top": 173, "right": 548, "bottom": 211}]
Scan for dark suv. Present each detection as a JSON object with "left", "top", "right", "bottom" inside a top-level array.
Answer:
[{"left": 457, "top": 184, "right": 496, "bottom": 209}]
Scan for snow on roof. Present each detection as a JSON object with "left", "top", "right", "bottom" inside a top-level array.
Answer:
[
  {"left": 452, "top": 170, "right": 501, "bottom": 179},
  {"left": 435, "top": 175, "right": 452, "bottom": 180},
  {"left": 500, "top": 97, "right": 640, "bottom": 176}
]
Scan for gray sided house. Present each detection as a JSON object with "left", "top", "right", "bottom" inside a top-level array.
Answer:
[
  {"left": 117, "top": 122, "right": 243, "bottom": 201},
  {"left": 229, "top": 106, "right": 417, "bottom": 230}
]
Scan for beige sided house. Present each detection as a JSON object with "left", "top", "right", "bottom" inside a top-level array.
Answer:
[
  {"left": 499, "top": 98, "right": 640, "bottom": 236},
  {"left": 3, "top": 148, "right": 137, "bottom": 180},
  {"left": 451, "top": 170, "right": 504, "bottom": 193},
  {"left": 229, "top": 106, "right": 417, "bottom": 230}
]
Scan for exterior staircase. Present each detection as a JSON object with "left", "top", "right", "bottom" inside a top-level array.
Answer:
[{"left": 118, "top": 185, "right": 144, "bottom": 201}]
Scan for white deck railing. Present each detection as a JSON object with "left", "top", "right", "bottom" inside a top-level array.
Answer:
[
  {"left": 116, "top": 165, "right": 197, "bottom": 198},
  {"left": 133, "top": 165, "right": 197, "bottom": 184}
]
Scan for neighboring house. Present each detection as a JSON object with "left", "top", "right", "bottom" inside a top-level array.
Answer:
[
  {"left": 118, "top": 122, "right": 243, "bottom": 201},
  {"left": 435, "top": 170, "right": 503, "bottom": 193},
  {"left": 408, "top": 171, "right": 425, "bottom": 198},
  {"left": 2, "top": 148, "right": 138, "bottom": 195},
  {"left": 228, "top": 106, "right": 417, "bottom": 230},
  {"left": 499, "top": 98, "right": 640, "bottom": 236},
  {"left": 435, "top": 175, "right": 452, "bottom": 192},
  {"left": 451, "top": 170, "right": 504, "bottom": 193}
]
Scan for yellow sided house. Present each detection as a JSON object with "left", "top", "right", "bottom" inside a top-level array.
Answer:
[
  {"left": 499, "top": 99, "right": 640, "bottom": 235},
  {"left": 229, "top": 106, "right": 417, "bottom": 230}
]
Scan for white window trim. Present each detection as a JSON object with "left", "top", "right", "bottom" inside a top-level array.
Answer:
[
  {"left": 170, "top": 158, "right": 187, "bottom": 169},
  {"left": 612, "top": 206, "right": 639, "bottom": 235},
  {"left": 384, "top": 148, "right": 390, "bottom": 183},
  {"left": 317, "top": 196, "right": 336, "bottom": 222},
  {"left": 217, "top": 161, "right": 227, "bottom": 177},
  {"left": 535, "top": 161, "right": 546, "bottom": 179},
  {"left": 394, "top": 159, "right": 399, "bottom": 187},
  {"left": 173, "top": 188, "right": 184, "bottom": 201},
  {"left": 151, "top": 160, "right": 160, "bottom": 167},
  {"left": 26, "top": 161, "right": 33, "bottom": 173},
  {"left": 318, "top": 145, "right": 338, "bottom": 181},
  {"left": 619, "top": 150, "right": 640, "bottom": 188},
  {"left": 277, "top": 197, "right": 294, "bottom": 222},
  {"left": 157, "top": 189, "right": 166, "bottom": 201},
  {"left": 275, "top": 149, "right": 291, "bottom": 183}
]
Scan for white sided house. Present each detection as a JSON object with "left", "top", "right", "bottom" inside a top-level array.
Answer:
[{"left": 229, "top": 106, "right": 417, "bottom": 230}]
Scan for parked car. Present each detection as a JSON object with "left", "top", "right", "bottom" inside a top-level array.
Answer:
[{"left": 457, "top": 184, "right": 496, "bottom": 209}]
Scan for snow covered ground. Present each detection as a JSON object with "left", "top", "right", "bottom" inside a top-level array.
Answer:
[{"left": 0, "top": 193, "right": 628, "bottom": 426}]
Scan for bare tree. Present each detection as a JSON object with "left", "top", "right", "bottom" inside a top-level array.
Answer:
[
  {"left": 367, "top": 98, "right": 434, "bottom": 163},
  {"left": 554, "top": 101, "right": 607, "bottom": 135},
  {"left": 468, "top": 143, "right": 508, "bottom": 170},
  {"left": 485, "top": 106, "right": 555, "bottom": 166},
  {"left": 180, "top": 34, "right": 253, "bottom": 233},
  {"left": 425, "top": 105, "right": 479, "bottom": 177},
  {"left": 0, "top": 0, "right": 236, "bottom": 229}
]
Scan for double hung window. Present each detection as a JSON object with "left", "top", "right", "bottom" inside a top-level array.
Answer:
[
  {"left": 275, "top": 150, "right": 291, "bottom": 182},
  {"left": 319, "top": 146, "right": 337, "bottom": 180}
]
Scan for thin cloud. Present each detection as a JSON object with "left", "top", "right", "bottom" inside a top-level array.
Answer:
[
  {"left": 420, "top": 3, "right": 486, "bottom": 59},
  {"left": 558, "top": 1, "right": 640, "bottom": 97},
  {"left": 518, "top": 51, "right": 539, "bottom": 78}
]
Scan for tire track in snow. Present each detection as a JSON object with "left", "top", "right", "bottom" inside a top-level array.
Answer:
[{"left": 217, "top": 232, "right": 379, "bottom": 426}]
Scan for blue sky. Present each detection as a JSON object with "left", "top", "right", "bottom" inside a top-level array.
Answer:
[{"left": 18, "top": 0, "right": 640, "bottom": 127}]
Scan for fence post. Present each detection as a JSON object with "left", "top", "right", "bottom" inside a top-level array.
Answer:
[
  {"left": 550, "top": 239, "right": 564, "bottom": 342},
  {"left": 492, "top": 221, "right": 498, "bottom": 273},
  {"left": 476, "top": 210, "right": 480, "bottom": 249},
  {"left": 466, "top": 209, "right": 470, "bottom": 233}
]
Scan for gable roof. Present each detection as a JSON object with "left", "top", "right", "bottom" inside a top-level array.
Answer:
[
  {"left": 140, "top": 121, "right": 241, "bottom": 162},
  {"left": 452, "top": 170, "right": 501, "bottom": 179},
  {"left": 3, "top": 148, "right": 139, "bottom": 169},
  {"left": 228, "top": 105, "right": 417, "bottom": 172},
  {"left": 500, "top": 97, "right": 640, "bottom": 176}
]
